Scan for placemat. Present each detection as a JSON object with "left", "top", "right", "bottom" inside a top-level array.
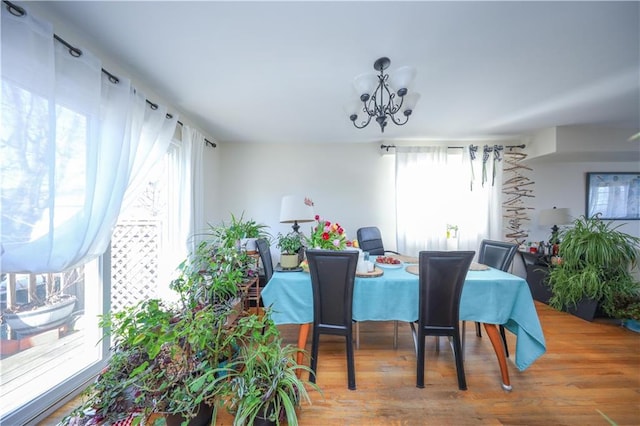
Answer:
[
  {"left": 470, "top": 262, "right": 490, "bottom": 271},
  {"left": 405, "top": 264, "right": 418, "bottom": 275},
  {"left": 390, "top": 254, "right": 418, "bottom": 264},
  {"left": 406, "top": 263, "right": 489, "bottom": 275},
  {"left": 357, "top": 266, "right": 384, "bottom": 278}
]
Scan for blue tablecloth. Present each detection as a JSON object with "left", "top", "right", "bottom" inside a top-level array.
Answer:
[{"left": 261, "top": 266, "right": 546, "bottom": 371}]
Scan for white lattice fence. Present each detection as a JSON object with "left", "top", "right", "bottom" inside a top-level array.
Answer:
[{"left": 111, "top": 220, "right": 160, "bottom": 312}]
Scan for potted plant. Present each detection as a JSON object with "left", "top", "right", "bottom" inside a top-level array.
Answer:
[
  {"left": 216, "top": 212, "right": 270, "bottom": 253},
  {"left": 276, "top": 232, "right": 303, "bottom": 269},
  {"left": 62, "top": 297, "right": 241, "bottom": 425},
  {"left": 62, "top": 291, "right": 265, "bottom": 426},
  {"left": 611, "top": 291, "right": 640, "bottom": 332},
  {"left": 547, "top": 214, "right": 640, "bottom": 321},
  {"left": 215, "top": 312, "right": 321, "bottom": 426},
  {"left": 1, "top": 272, "right": 78, "bottom": 340},
  {"left": 241, "top": 218, "right": 271, "bottom": 254},
  {"left": 61, "top": 218, "right": 267, "bottom": 426}
]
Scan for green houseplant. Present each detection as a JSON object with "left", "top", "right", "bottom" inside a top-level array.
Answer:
[
  {"left": 276, "top": 232, "right": 304, "bottom": 269},
  {"left": 215, "top": 212, "right": 270, "bottom": 252},
  {"left": 548, "top": 214, "right": 640, "bottom": 321},
  {"left": 62, "top": 215, "right": 268, "bottom": 426},
  {"left": 214, "top": 312, "right": 321, "bottom": 426},
  {"left": 63, "top": 297, "right": 248, "bottom": 425}
]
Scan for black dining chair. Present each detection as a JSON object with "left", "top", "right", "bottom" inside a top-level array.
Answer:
[
  {"left": 466, "top": 239, "right": 518, "bottom": 357},
  {"left": 356, "top": 226, "right": 399, "bottom": 256},
  {"left": 306, "top": 248, "right": 359, "bottom": 390},
  {"left": 256, "top": 238, "right": 274, "bottom": 285},
  {"left": 254, "top": 238, "right": 274, "bottom": 310},
  {"left": 357, "top": 226, "right": 405, "bottom": 347},
  {"left": 410, "top": 250, "right": 475, "bottom": 390}
]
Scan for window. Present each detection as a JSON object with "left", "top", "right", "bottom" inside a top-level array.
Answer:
[
  {"left": 395, "top": 146, "right": 502, "bottom": 255},
  {"left": 586, "top": 172, "right": 640, "bottom": 220}
]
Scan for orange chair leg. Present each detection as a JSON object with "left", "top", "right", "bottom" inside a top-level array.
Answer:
[
  {"left": 482, "top": 323, "right": 512, "bottom": 391},
  {"left": 296, "top": 323, "right": 311, "bottom": 377}
]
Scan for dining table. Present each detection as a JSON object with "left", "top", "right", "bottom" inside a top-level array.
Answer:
[{"left": 261, "top": 260, "right": 546, "bottom": 391}]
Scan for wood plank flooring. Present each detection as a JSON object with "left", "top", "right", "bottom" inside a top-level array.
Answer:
[{"left": 41, "top": 302, "right": 640, "bottom": 425}]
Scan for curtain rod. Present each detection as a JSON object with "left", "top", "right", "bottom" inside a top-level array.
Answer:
[
  {"left": 4, "top": 0, "right": 217, "bottom": 149},
  {"left": 143, "top": 98, "right": 217, "bottom": 148},
  {"left": 380, "top": 143, "right": 526, "bottom": 152}
]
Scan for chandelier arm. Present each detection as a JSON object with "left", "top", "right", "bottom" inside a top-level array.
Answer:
[
  {"left": 388, "top": 112, "right": 410, "bottom": 126},
  {"left": 388, "top": 93, "right": 404, "bottom": 115},
  {"left": 362, "top": 96, "right": 378, "bottom": 117},
  {"left": 352, "top": 113, "right": 373, "bottom": 129}
]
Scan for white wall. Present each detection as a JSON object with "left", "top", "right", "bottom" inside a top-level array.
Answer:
[
  {"left": 524, "top": 160, "right": 640, "bottom": 243},
  {"left": 207, "top": 139, "right": 639, "bottom": 273},
  {"left": 212, "top": 142, "right": 640, "bottom": 242},
  {"left": 202, "top": 143, "right": 223, "bottom": 227},
  {"left": 212, "top": 142, "right": 396, "bottom": 260}
]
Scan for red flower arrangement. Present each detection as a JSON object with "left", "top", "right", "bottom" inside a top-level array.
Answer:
[{"left": 306, "top": 215, "right": 353, "bottom": 250}]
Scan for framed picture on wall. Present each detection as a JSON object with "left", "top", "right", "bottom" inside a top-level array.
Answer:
[{"left": 586, "top": 172, "right": 640, "bottom": 220}]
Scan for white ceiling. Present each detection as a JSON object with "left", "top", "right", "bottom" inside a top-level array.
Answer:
[{"left": 30, "top": 1, "right": 640, "bottom": 145}]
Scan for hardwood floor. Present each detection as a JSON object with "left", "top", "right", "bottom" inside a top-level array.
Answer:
[{"left": 42, "top": 302, "right": 640, "bottom": 425}]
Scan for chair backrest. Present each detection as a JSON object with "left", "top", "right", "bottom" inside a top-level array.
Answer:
[
  {"left": 256, "top": 238, "right": 274, "bottom": 283},
  {"left": 418, "top": 251, "right": 475, "bottom": 328},
  {"left": 356, "top": 227, "right": 385, "bottom": 255},
  {"left": 306, "top": 249, "right": 358, "bottom": 332},
  {"left": 478, "top": 239, "right": 518, "bottom": 272}
]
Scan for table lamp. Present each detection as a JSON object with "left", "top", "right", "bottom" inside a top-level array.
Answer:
[
  {"left": 539, "top": 207, "right": 570, "bottom": 244},
  {"left": 279, "top": 195, "right": 315, "bottom": 233}
]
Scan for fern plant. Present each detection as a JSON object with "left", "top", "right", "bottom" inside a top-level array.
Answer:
[{"left": 548, "top": 214, "right": 640, "bottom": 317}]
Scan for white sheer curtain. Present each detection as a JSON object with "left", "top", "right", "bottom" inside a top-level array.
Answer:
[
  {"left": 395, "top": 145, "right": 502, "bottom": 257},
  {"left": 121, "top": 92, "right": 178, "bottom": 212},
  {"left": 395, "top": 146, "right": 449, "bottom": 256},
  {"left": 185, "top": 126, "right": 206, "bottom": 253},
  {"left": 456, "top": 146, "right": 503, "bottom": 251},
  {"left": 0, "top": 7, "right": 177, "bottom": 273},
  {"left": 158, "top": 125, "right": 205, "bottom": 292}
]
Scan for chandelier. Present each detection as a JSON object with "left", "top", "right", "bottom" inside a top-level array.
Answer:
[{"left": 347, "top": 57, "right": 420, "bottom": 133}]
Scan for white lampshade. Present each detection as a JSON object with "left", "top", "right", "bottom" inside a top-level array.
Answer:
[
  {"left": 279, "top": 195, "right": 315, "bottom": 224},
  {"left": 344, "top": 99, "right": 363, "bottom": 117},
  {"left": 401, "top": 92, "right": 421, "bottom": 113},
  {"left": 352, "top": 72, "right": 378, "bottom": 97},
  {"left": 389, "top": 65, "right": 417, "bottom": 92},
  {"left": 539, "top": 207, "right": 570, "bottom": 226}
]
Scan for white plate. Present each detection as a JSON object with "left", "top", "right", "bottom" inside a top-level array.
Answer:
[{"left": 375, "top": 261, "right": 403, "bottom": 269}]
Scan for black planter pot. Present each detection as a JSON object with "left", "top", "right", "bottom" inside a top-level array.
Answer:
[
  {"left": 566, "top": 298, "right": 599, "bottom": 322},
  {"left": 253, "top": 416, "right": 277, "bottom": 426},
  {"left": 519, "top": 252, "right": 553, "bottom": 304},
  {"left": 163, "top": 403, "right": 214, "bottom": 426},
  {"left": 527, "top": 267, "right": 553, "bottom": 304},
  {"left": 251, "top": 403, "right": 280, "bottom": 426}
]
